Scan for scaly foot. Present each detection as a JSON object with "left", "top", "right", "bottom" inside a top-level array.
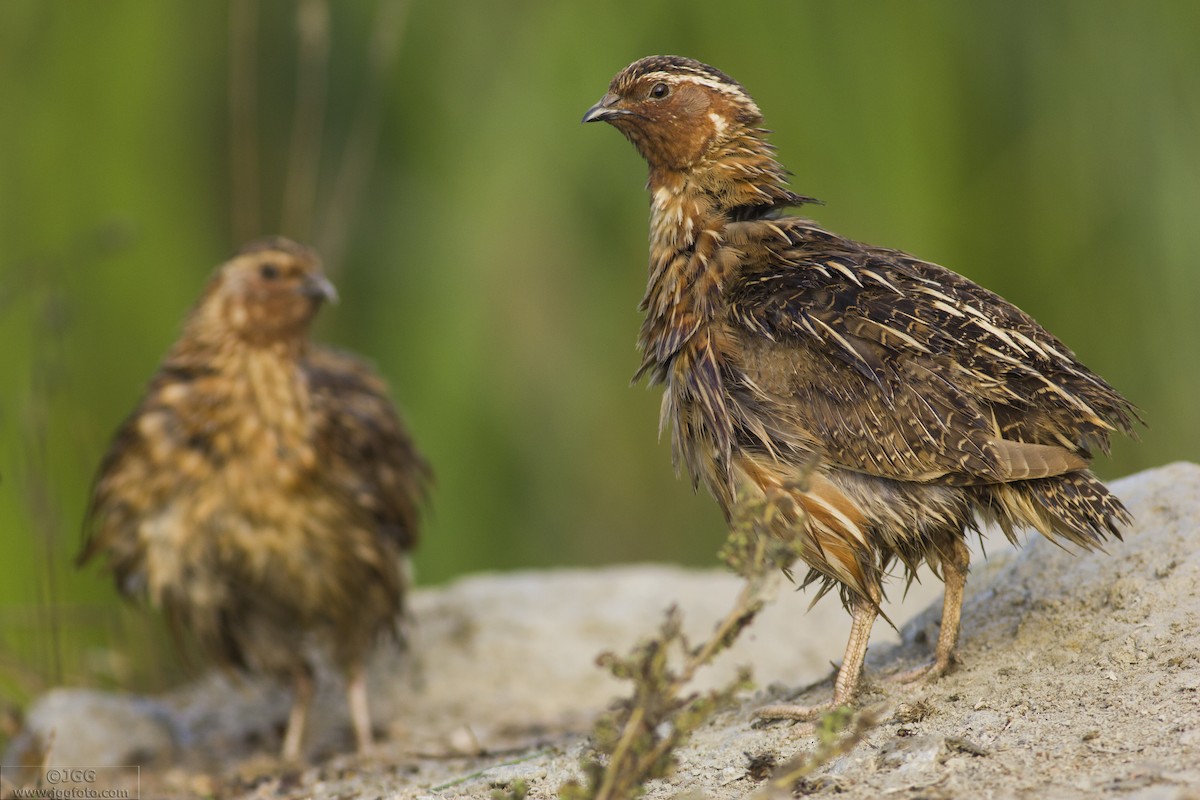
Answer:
[
  {"left": 754, "top": 593, "right": 879, "bottom": 723},
  {"left": 754, "top": 699, "right": 842, "bottom": 722},
  {"left": 891, "top": 537, "right": 969, "bottom": 686},
  {"left": 889, "top": 651, "right": 956, "bottom": 685}
]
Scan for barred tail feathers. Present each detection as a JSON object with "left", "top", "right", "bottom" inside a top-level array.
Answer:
[{"left": 983, "top": 471, "right": 1130, "bottom": 551}]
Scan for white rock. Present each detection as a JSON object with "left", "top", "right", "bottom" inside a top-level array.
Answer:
[
  {"left": 6, "top": 688, "right": 177, "bottom": 767},
  {"left": 8, "top": 463, "right": 1200, "bottom": 800}
]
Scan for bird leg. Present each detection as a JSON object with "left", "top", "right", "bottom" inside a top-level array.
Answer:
[
  {"left": 755, "top": 590, "right": 879, "bottom": 721},
  {"left": 281, "top": 668, "right": 315, "bottom": 761},
  {"left": 346, "top": 664, "right": 374, "bottom": 754},
  {"left": 893, "top": 536, "right": 970, "bottom": 683}
]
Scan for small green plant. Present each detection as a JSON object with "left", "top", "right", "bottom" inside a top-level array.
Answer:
[
  {"left": 491, "top": 778, "right": 530, "bottom": 800},
  {"left": 559, "top": 480, "right": 811, "bottom": 800},
  {"left": 719, "top": 478, "right": 813, "bottom": 580},
  {"left": 557, "top": 605, "right": 752, "bottom": 800},
  {"left": 749, "top": 705, "right": 880, "bottom": 798}
]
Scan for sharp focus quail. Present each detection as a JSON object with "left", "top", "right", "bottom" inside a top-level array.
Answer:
[
  {"left": 79, "top": 238, "right": 430, "bottom": 756},
  {"left": 584, "top": 56, "right": 1138, "bottom": 718}
]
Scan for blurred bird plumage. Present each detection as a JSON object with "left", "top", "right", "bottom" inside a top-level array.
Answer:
[
  {"left": 79, "top": 237, "right": 430, "bottom": 758},
  {"left": 585, "top": 55, "right": 1138, "bottom": 718}
]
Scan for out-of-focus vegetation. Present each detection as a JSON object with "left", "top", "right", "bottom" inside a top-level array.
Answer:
[{"left": 1, "top": 1, "right": 1197, "bottom": 701}]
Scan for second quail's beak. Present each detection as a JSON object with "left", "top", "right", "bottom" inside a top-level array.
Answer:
[
  {"left": 301, "top": 273, "right": 339, "bottom": 304},
  {"left": 581, "top": 92, "right": 631, "bottom": 124}
]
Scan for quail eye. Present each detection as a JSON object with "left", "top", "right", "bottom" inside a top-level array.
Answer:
[
  {"left": 650, "top": 82, "right": 670, "bottom": 99},
  {"left": 259, "top": 263, "right": 280, "bottom": 280}
]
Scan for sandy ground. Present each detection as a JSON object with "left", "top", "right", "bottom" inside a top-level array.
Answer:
[{"left": 6, "top": 462, "right": 1199, "bottom": 799}]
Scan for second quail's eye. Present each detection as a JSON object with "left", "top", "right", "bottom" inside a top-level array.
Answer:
[
  {"left": 650, "top": 82, "right": 670, "bottom": 99},
  {"left": 260, "top": 264, "right": 280, "bottom": 280}
]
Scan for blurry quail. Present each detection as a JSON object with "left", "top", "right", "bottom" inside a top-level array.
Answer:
[{"left": 80, "top": 237, "right": 430, "bottom": 757}]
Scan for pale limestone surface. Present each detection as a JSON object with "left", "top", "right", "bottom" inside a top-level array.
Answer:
[{"left": 7, "top": 463, "right": 1199, "bottom": 799}]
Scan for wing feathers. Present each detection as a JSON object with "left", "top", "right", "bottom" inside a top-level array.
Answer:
[{"left": 725, "top": 216, "right": 1139, "bottom": 487}]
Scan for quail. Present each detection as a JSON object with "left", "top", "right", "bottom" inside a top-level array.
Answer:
[
  {"left": 79, "top": 237, "right": 430, "bottom": 757},
  {"left": 584, "top": 56, "right": 1137, "bottom": 718}
]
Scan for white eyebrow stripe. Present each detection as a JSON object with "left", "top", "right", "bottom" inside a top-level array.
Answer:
[
  {"left": 643, "top": 72, "right": 763, "bottom": 116},
  {"left": 645, "top": 71, "right": 733, "bottom": 92}
]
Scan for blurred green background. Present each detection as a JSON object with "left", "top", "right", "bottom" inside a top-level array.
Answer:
[{"left": 2, "top": 1, "right": 1197, "bottom": 706}]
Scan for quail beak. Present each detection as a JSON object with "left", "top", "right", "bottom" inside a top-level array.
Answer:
[
  {"left": 581, "top": 92, "right": 633, "bottom": 124},
  {"left": 300, "top": 273, "right": 339, "bottom": 304}
]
